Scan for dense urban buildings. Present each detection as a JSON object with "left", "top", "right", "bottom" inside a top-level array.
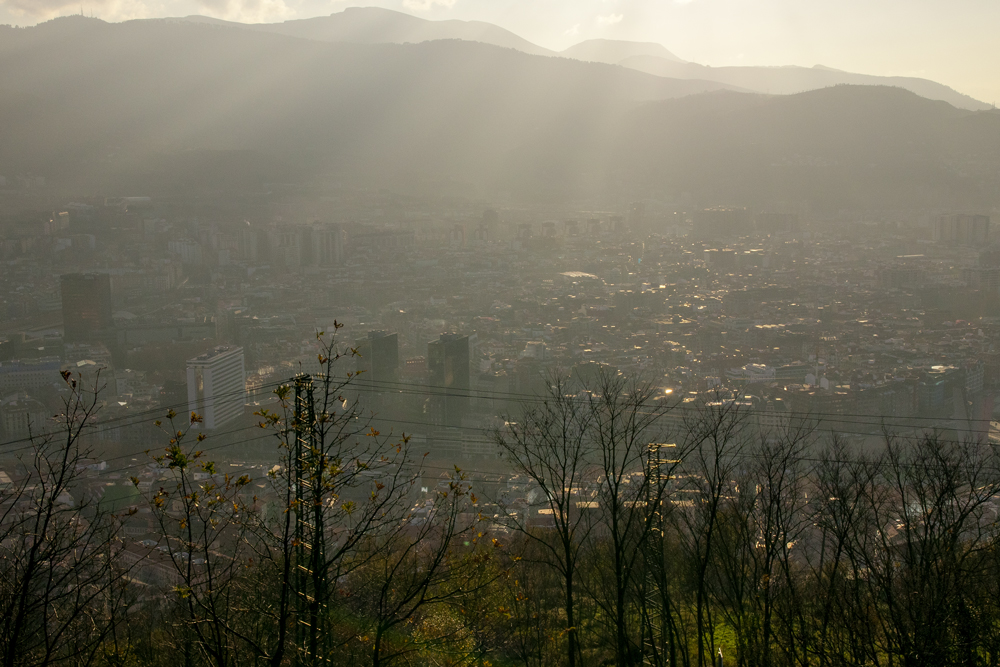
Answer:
[
  {"left": 2, "top": 185, "right": 1000, "bottom": 666},
  {"left": 2, "top": 195, "right": 999, "bottom": 449}
]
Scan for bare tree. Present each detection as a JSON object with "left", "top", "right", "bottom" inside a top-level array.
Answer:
[
  {"left": 255, "top": 325, "right": 426, "bottom": 665},
  {"left": 344, "top": 470, "right": 496, "bottom": 667},
  {"left": 583, "top": 368, "right": 676, "bottom": 667},
  {"left": 143, "top": 325, "right": 424, "bottom": 667},
  {"left": 671, "top": 395, "right": 753, "bottom": 667},
  {"left": 807, "top": 437, "right": 884, "bottom": 667},
  {"left": 860, "top": 434, "right": 1000, "bottom": 667},
  {"left": 461, "top": 547, "right": 564, "bottom": 667},
  {"left": 493, "top": 376, "right": 594, "bottom": 667},
  {"left": 0, "top": 371, "right": 132, "bottom": 667},
  {"left": 144, "top": 410, "right": 263, "bottom": 667},
  {"left": 711, "top": 426, "right": 812, "bottom": 667}
]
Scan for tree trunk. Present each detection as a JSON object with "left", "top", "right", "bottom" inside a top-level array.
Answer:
[{"left": 567, "top": 569, "right": 578, "bottom": 667}]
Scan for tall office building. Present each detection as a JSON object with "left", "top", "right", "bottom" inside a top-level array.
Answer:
[
  {"left": 187, "top": 346, "right": 246, "bottom": 430},
  {"left": 356, "top": 331, "right": 399, "bottom": 410},
  {"left": 428, "top": 334, "right": 470, "bottom": 427},
  {"left": 237, "top": 224, "right": 258, "bottom": 262},
  {"left": 60, "top": 273, "right": 113, "bottom": 343},
  {"left": 356, "top": 331, "right": 399, "bottom": 384}
]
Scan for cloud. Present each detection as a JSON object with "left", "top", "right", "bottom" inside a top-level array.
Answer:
[
  {"left": 596, "top": 13, "right": 622, "bottom": 26},
  {"left": 194, "top": 0, "right": 294, "bottom": 22},
  {"left": 0, "top": 0, "right": 293, "bottom": 22},
  {"left": 2, "top": 0, "right": 97, "bottom": 16},
  {"left": 564, "top": 23, "right": 579, "bottom": 36},
  {"left": 401, "top": 0, "right": 456, "bottom": 11},
  {"left": 0, "top": 0, "right": 155, "bottom": 20}
]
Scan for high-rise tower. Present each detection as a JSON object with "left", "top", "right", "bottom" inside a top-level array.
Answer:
[
  {"left": 187, "top": 346, "right": 246, "bottom": 430},
  {"left": 427, "top": 334, "right": 470, "bottom": 427},
  {"left": 356, "top": 331, "right": 399, "bottom": 410}
]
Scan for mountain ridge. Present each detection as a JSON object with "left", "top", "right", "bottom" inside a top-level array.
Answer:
[
  {"left": 619, "top": 54, "right": 990, "bottom": 112},
  {"left": 154, "top": 6, "right": 555, "bottom": 56},
  {"left": 148, "top": 7, "right": 989, "bottom": 110},
  {"left": 0, "top": 17, "right": 998, "bottom": 209},
  {"left": 560, "top": 39, "right": 684, "bottom": 64}
]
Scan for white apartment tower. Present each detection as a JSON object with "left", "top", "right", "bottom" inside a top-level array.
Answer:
[
  {"left": 313, "top": 223, "right": 344, "bottom": 266},
  {"left": 187, "top": 346, "right": 246, "bottom": 430}
]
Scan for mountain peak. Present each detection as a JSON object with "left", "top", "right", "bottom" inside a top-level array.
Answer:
[
  {"left": 160, "top": 6, "right": 553, "bottom": 56},
  {"left": 36, "top": 15, "right": 108, "bottom": 30},
  {"left": 338, "top": 6, "right": 414, "bottom": 17},
  {"left": 561, "top": 39, "right": 684, "bottom": 65}
]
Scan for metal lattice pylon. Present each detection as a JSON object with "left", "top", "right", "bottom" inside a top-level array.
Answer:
[
  {"left": 643, "top": 443, "right": 680, "bottom": 667},
  {"left": 292, "top": 375, "right": 330, "bottom": 666}
]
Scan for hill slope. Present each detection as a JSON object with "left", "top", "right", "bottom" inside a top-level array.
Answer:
[
  {"left": 561, "top": 39, "right": 684, "bottom": 64},
  {"left": 616, "top": 87, "right": 1000, "bottom": 208},
  {"left": 620, "top": 55, "right": 990, "bottom": 111},
  {"left": 1, "top": 16, "right": 998, "bottom": 208},
  {"left": 0, "top": 16, "right": 734, "bottom": 192}
]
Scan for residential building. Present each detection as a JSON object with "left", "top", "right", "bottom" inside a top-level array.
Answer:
[{"left": 187, "top": 346, "right": 246, "bottom": 430}]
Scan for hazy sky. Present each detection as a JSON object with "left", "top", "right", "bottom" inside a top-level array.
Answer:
[{"left": 3, "top": 0, "right": 998, "bottom": 104}]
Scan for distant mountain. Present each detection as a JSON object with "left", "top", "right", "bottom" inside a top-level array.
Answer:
[
  {"left": 0, "top": 17, "right": 735, "bottom": 194},
  {"left": 164, "top": 6, "right": 555, "bottom": 56},
  {"left": 162, "top": 9, "right": 989, "bottom": 111},
  {"left": 1, "top": 16, "right": 998, "bottom": 209},
  {"left": 619, "top": 55, "right": 990, "bottom": 111},
  {"left": 561, "top": 39, "right": 684, "bottom": 65},
  {"left": 615, "top": 86, "right": 1000, "bottom": 209}
]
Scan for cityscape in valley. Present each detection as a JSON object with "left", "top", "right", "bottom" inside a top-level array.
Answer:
[{"left": 2, "top": 6, "right": 1000, "bottom": 667}]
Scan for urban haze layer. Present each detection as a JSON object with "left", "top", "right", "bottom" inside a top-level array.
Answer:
[{"left": 2, "top": 9, "right": 1000, "bottom": 667}]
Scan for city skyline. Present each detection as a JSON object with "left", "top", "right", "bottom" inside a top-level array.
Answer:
[{"left": 3, "top": 0, "right": 1000, "bottom": 662}]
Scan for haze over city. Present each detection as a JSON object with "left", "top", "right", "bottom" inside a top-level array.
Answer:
[{"left": 2, "top": 2, "right": 1000, "bottom": 666}]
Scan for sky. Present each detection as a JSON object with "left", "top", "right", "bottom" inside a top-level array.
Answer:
[{"left": 2, "top": 0, "right": 998, "bottom": 104}]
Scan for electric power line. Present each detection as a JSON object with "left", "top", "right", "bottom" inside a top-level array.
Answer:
[{"left": 4, "top": 372, "right": 995, "bottom": 478}]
